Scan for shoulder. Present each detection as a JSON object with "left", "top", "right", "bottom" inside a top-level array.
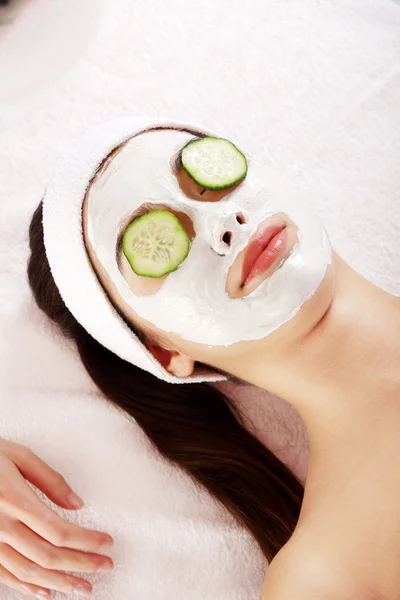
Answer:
[{"left": 261, "top": 539, "right": 374, "bottom": 600}]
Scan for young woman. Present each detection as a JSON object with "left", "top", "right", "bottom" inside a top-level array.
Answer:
[{"left": 23, "top": 120, "right": 399, "bottom": 599}]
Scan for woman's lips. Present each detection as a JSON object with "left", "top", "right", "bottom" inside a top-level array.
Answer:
[{"left": 241, "top": 224, "right": 287, "bottom": 287}]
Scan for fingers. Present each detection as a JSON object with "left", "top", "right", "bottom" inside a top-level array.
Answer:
[
  {"left": 0, "top": 441, "right": 114, "bottom": 598},
  {"left": 0, "top": 562, "right": 51, "bottom": 599},
  {"left": 17, "top": 492, "right": 113, "bottom": 553},
  {"left": 7, "top": 444, "right": 84, "bottom": 510},
  {"left": 0, "top": 460, "right": 114, "bottom": 552},
  {"left": 0, "top": 542, "right": 93, "bottom": 597},
  {"left": 0, "top": 517, "right": 113, "bottom": 574}
]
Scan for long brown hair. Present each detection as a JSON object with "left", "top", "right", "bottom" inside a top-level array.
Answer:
[{"left": 27, "top": 200, "right": 303, "bottom": 562}]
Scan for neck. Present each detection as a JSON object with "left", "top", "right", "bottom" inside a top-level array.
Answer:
[{"left": 229, "top": 253, "right": 400, "bottom": 448}]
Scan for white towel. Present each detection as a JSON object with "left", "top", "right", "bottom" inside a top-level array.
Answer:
[
  {"left": 0, "top": 0, "right": 399, "bottom": 598},
  {"left": 42, "top": 115, "right": 228, "bottom": 385}
]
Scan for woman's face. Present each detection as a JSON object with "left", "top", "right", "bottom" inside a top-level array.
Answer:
[{"left": 82, "top": 127, "right": 335, "bottom": 375}]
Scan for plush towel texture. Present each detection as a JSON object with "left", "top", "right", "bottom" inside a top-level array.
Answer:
[{"left": 0, "top": 0, "right": 399, "bottom": 598}]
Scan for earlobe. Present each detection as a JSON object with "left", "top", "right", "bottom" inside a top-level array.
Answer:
[
  {"left": 167, "top": 352, "right": 196, "bottom": 378},
  {"left": 143, "top": 339, "right": 195, "bottom": 378}
]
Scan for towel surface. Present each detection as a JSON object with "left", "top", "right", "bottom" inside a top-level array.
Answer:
[{"left": 1, "top": 0, "right": 400, "bottom": 598}]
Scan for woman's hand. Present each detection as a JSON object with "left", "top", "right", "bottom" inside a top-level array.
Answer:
[{"left": 0, "top": 438, "right": 114, "bottom": 599}]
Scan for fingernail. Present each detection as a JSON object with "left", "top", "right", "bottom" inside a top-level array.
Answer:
[
  {"left": 74, "top": 582, "right": 92, "bottom": 596},
  {"left": 98, "top": 535, "right": 114, "bottom": 550},
  {"left": 96, "top": 558, "right": 114, "bottom": 572},
  {"left": 67, "top": 492, "right": 85, "bottom": 509}
]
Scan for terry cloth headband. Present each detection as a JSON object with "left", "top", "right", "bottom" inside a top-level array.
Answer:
[{"left": 42, "top": 116, "right": 228, "bottom": 384}]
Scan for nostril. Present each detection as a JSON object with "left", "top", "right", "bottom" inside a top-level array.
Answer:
[
  {"left": 222, "top": 231, "right": 232, "bottom": 245},
  {"left": 236, "top": 212, "right": 246, "bottom": 224}
]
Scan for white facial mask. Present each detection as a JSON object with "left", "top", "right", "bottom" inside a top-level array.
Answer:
[{"left": 87, "top": 128, "right": 332, "bottom": 346}]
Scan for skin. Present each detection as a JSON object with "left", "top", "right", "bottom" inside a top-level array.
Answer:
[
  {"left": 0, "top": 439, "right": 114, "bottom": 599},
  {"left": 258, "top": 258, "right": 400, "bottom": 599},
  {"left": 82, "top": 129, "right": 400, "bottom": 599}
]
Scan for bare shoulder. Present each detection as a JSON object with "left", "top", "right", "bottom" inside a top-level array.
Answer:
[{"left": 261, "top": 538, "right": 374, "bottom": 600}]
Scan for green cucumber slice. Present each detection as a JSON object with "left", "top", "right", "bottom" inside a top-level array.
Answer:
[
  {"left": 121, "top": 210, "right": 190, "bottom": 278},
  {"left": 181, "top": 136, "right": 248, "bottom": 190}
]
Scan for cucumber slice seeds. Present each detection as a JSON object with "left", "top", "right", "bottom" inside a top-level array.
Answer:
[
  {"left": 122, "top": 210, "right": 190, "bottom": 278},
  {"left": 181, "top": 136, "right": 248, "bottom": 191}
]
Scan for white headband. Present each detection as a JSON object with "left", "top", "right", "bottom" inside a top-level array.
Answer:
[{"left": 42, "top": 116, "right": 228, "bottom": 385}]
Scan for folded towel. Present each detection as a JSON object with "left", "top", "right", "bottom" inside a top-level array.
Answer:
[{"left": 42, "top": 115, "right": 228, "bottom": 385}]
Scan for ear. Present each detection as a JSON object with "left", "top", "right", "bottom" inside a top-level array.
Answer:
[{"left": 143, "top": 339, "right": 196, "bottom": 378}]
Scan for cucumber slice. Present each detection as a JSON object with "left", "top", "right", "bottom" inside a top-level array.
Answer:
[
  {"left": 121, "top": 210, "right": 190, "bottom": 278},
  {"left": 181, "top": 136, "right": 248, "bottom": 191}
]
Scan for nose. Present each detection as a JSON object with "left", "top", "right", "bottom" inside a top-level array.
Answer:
[{"left": 214, "top": 211, "right": 247, "bottom": 256}]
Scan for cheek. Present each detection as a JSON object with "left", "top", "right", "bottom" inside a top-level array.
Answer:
[
  {"left": 119, "top": 253, "right": 167, "bottom": 296},
  {"left": 118, "top": 210, "right": 195, "bottom": 296}
]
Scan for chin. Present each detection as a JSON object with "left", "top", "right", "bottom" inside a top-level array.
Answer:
[{"left": 200, "top": 261, "right": 337, "bottom": 369}]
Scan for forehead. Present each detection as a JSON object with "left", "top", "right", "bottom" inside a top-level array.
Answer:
[
  {"left": 117, "top": 127, "right": 197, "bottom": 179},
  {"left": 83, "top": 129, "right": 200, "bottom": 273},
  {"left": 91, "top": 128, "right": 196, "bottom": 208}
]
